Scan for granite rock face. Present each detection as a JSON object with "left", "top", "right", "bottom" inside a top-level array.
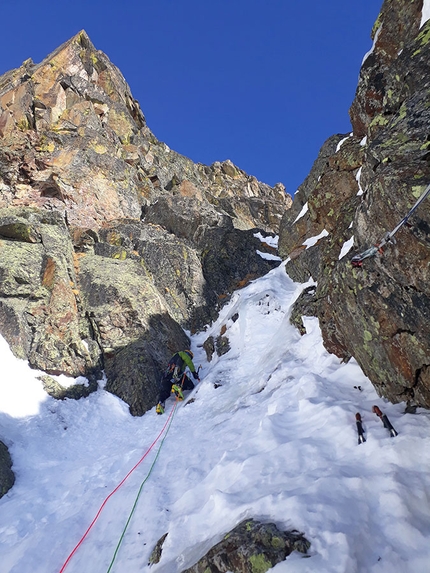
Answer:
[
  {"left": 279, "top": 1, "right": 430, "bottom": 408},
  {"left": 0, "top": 31, "right": 290, "bottom": 416}
]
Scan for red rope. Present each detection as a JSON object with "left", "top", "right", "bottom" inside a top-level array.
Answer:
[{"left": 59, "top": 402, "right": 177, "bottom": 573}]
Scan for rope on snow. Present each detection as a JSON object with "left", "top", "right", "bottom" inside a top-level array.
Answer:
[
  {"left": 59, "top": 402, "right": 178, "bottom": 573},
  {"left": 106, "top": 401, "right": 178, "bottom": 572}
]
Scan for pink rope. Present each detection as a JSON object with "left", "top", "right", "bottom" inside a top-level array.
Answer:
[{"left": 59, "top": 402, "right": 177, "bottom": 572}]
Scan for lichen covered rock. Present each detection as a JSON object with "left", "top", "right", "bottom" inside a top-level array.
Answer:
[
  {"left": 279, "top": 3, "right": 430, "bottom": 408},
  {"left": 0, "top": 31, "right": 289, "bottom": 416},
  {"left": 150, "top": 519, "right": 310, "bottom": 572}
]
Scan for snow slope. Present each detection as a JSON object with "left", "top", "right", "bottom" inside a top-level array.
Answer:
[
  {"left": 421, "top": 0, "right": 430, "bottom": 28},
  {"left": 1, "top": 262, "right": 430, "bottom": 573}
]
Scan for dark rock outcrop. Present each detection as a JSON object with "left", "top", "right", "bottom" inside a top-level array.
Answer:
[
  {"left": 0, "top": 441, "right": 14, "bottom": 498},
  {"left": 0, "top": 31, "right": 290, "bottom": 415},
  {"left": 279, "top": 1, "right": 430, "bottom": 408},
  {"left": 149, "top": 519, "right": 310, "bottom": 572},
  {"left": 39, "top": 374, "right": 98, "bottom": 400}
]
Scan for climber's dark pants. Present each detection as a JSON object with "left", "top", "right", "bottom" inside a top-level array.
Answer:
[{"left": 158, "top": 373, "right": 194, "bottom": 403}]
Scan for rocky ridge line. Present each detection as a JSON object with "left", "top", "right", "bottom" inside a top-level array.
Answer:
[{"left": 279, "top": 0, "right": 430, "bottom": 409}]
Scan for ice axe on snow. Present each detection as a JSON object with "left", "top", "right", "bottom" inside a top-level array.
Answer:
[
  {"left": 355, "top": 413, "right": 366, "bottom": 444},
  {"left": 372, "top": 405, "right": 398, "bottom": 437}
]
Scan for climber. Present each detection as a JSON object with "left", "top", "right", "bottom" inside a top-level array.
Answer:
[{"left": 156, "top": 350, "right": 200, "bottom": 414}]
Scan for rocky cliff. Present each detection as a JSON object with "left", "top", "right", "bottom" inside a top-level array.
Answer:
[
  {"left": 279, "top": 0, "right": 430, "bottom": 409},
  {"left": 0, "top": 31, "right": 291, "bottom": 422},
  {"left": 2, "top": 1, "right": 430, "bottom": 502}
]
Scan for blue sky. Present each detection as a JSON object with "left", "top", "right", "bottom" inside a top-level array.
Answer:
[{"left": 0, "top": 0, "right": 382, "bottom": 194}]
